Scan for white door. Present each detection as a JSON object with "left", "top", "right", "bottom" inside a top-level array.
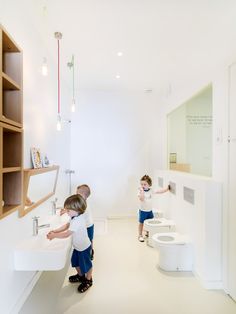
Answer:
[{"left": 228, "top": 63, "right": 236, "bottom": 301}]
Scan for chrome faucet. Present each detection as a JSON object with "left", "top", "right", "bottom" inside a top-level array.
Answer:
[
  {"left": 51, "top": 197, "right": 62, "bottom": 215},
  {"left": 51, "top": 197, "right": 58, "bottom": 215},
  {"left": 32, "top": 216, "right": 50, "bottom": 236}
]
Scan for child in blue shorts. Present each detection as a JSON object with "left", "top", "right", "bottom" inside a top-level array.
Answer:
[
  {"left": 47, "top": 194, "right": 93, "bottom": 293},
  {"left": 138, "top": 174, "right": 169, "bottom": 242},
  {"left": 76, "top": 184, "right": 95, "bottom": 260},
  {"left": 61, "top": 184, "right": 95, "bottom": 260}
]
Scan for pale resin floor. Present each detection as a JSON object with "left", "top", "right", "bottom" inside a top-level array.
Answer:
[{"left": 21, "top": 218, "right": 236, "bottom": 314}]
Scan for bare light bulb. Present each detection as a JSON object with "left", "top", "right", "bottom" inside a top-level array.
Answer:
[
  {"left": 56, "top": 115, "right": 62, "bottom": 131},
  {"left": 71, "top": 99, "right": 76, "bottom": 113},
  {"left": 42, "top": 58, "right": 48, "bottom": 76}
]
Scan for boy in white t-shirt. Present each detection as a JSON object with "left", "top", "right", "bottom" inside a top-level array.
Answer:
[
  {"left": 61, "top": 184, "right": 95, "bottom": 260},
  {"left": 47, "top": 194, "right": 93, "bottom": 293},
  {"left": 138, "top": 174, "right": 169, "bottom": 242}
]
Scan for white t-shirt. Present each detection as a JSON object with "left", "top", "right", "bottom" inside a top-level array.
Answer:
[
  {"left": 81, "top": 204, "right": 93, "bottom": 228},
  {"left": 69, "top": 215, "right": 91, "bottom": 251},
  {"left": 138, "top": 188, "right": 154, "bottom": 212}
]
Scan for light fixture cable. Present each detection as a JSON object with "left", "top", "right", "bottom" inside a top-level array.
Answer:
[{"left": 54, "top": 32, "right": 62, "bottom": 130}]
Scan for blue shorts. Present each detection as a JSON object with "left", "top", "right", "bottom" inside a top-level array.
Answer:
[
  {"left": 139, "top": 210, "right": 154, "bottom": 223},
  {"left": 87, "top": 224, "right": 94, "bottom": 242},
  {"left": 71, "top": 245, "right": 92, "bottom": 275}
]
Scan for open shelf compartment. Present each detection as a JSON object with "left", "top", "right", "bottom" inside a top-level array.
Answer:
[
  {"left": 2, "top": 171, "right": 22, "bottom": 217},
  {"left": 2, "top": 124, "right": 22, "bottom": 168}
]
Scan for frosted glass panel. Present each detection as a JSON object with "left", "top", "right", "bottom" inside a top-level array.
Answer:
[{"left": 167, "top": 85, "right": 212, "bottom": 176}]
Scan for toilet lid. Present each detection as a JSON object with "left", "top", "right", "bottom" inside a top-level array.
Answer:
[{"left": 152, "top": 232, "right": 191, "bottom": 245}]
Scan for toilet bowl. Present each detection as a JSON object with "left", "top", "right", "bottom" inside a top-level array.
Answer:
[
  {"left": 152, "top": 232, "right": 193, "bottom": 271},
  {"left": 144, "top": 218, "right": 175, "bottom": 247}
]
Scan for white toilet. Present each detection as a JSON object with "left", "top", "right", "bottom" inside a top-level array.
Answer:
[
  {"left": 152, "top": 232, "right": 193, "bottom": 271},
  {"left": 143, "top": 218, "right": 176, "bottom": 247}
]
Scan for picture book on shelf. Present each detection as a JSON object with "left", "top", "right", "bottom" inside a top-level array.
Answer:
[{"left": 31, "top": 147, "right": 42, "bottom": 168}]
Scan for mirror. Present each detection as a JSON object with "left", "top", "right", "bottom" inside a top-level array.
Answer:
[
  {"left": 167, "top": 85, "right": 212, "bottom": 176},
  {"left": 19, "top": 165, "right": 59, "bottom": 217}
]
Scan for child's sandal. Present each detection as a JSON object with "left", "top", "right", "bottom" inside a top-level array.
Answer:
[
  {"left": 77, "top": 278, "right": 93, "bottom": 293},
  {"left": 69, "top": 274, "right": 85, "bottom": 283}
]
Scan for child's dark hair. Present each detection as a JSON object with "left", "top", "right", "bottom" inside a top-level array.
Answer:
[
  {"left": 141, "top": 175, "right": 152, "bottom": 186},
  {"left": 77, "top": 184, "right": 91, "bottom": 199},
  {"left": 64, "top": 194, "right": 87, "bottom": 214}
]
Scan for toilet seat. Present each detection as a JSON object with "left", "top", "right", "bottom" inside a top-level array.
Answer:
[
  {"left": 152, "top": 232, "right": 191, "bottom": 245},
  {"left": 144, "top": 218, "right": 175, "bottom": 228}
]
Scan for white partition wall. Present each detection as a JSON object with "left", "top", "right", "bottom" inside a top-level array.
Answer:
[{"left": 154, "top": 170, "right": 222, "bottom": 289}]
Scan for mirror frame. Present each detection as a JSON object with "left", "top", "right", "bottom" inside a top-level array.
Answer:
[{"left": 19, "top": 165, "right": 59, "bottom": 217}]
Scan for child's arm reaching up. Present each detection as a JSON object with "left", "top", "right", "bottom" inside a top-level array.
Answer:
[
  {"left": 154, "top": 185, "right": 170, "bottom": 194},
  {"left": 138, "top": 187, "right": 145, "bottom": 201}
]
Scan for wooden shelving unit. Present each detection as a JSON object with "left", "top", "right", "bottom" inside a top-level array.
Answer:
[{"left": 0, "top": 25, "right": 23, "bottom": 219}]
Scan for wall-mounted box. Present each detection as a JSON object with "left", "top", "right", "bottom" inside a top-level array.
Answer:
[
  {"left": 183, "top": 186, "right": 195, "bottom": 204},
  {"left": 169, "top": 181, "right": 176, "bottom": 195}
]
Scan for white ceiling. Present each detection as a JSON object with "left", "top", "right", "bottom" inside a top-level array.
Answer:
[{"left": 24, "top": 0, "right": 236, "bottom": 93}]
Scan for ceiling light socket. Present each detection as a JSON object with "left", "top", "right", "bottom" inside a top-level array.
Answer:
[
  {"left": 144, "top": 89, "right": 153, "bottom": 93},
  {"left": 54, "top": 32, "right": 62, "bottom": 40}
]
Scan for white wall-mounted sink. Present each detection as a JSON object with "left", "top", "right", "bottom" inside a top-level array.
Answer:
[{"left": 14, "top": 214, "right": 71, "bottom": 271}]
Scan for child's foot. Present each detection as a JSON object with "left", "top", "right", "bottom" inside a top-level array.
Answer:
[
  {"left": 69, "top": 273, "right": 85, "bottom": 283},
  {"left": 138, "top": 235, "right": 144, "bottom": 242},
  {"left": 91, "top": 249, "right": 94, "bottom": 260},
  {"left": 78, "top": 278, "right": 93, "bottom": 293}
]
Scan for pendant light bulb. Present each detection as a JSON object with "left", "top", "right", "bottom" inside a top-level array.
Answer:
[
  {"left": 71, "top": 99, "right": 76, "bottom": 113},
  {"left": 56, "top": 115, "right": 62, "bottom": 131},
  {"left": 42, "top": 57, "right": 48, "bottom": 76}
]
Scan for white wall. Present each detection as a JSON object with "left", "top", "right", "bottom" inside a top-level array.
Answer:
[
  {"left": 70, "top": 90, "right": 158, "bottom": 218},
  {"left": 0, "top": 2, "right": 71, "bottom": 313},
  {"left": 149, "top": 63, "right": 233, "bottom": 294},
  {"left": 155, "top": 170, "right": 222, "bottom": 289}
]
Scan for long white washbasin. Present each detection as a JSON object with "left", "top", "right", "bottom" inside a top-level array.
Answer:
[{"left": 14, "top": 214, "right": 71, "bottom": 271}]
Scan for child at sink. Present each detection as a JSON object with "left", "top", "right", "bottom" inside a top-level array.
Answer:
[
  {"left": 138, "top": 175, "right": 170, "bottom": 242},
  {"left": 60, "top": 184, "right": 95, "bottom": 260},
  {"left": 47, "top": 194, "right": 93, "bottom": 293}
]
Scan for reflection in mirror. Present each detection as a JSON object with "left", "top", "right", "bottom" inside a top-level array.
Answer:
[
  {"left": 167, "top": 85, "right": 212, "bottom": 176},
  {"left": 19, "top": 165, "right": 59, "bottom": 217},
  {"left": 27, "top": 171, "right": 57, "bottom": 207}
]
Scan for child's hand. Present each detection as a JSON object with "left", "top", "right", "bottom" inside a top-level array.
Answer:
[
  {"left": 47, "top": 231, "right": 55, "bottom": 240},
  {"left": 139, "top": 187, "right": 144, "bottom": 193}
]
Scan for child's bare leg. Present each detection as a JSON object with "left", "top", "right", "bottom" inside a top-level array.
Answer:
[
  {"left": 86, "top": 267, "right": 93, "bottom": 280},
  {"left": 139, "top": 223, "right": 143, "bottom": 236},
  {"left": 76, "top": 267, "right": 82, "bottom": 276}
]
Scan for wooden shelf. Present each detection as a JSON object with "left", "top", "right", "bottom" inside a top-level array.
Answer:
[
  {"left": 24, "top": 165, "right": 59, "bottom": 176},
  {"left": 2, "top": 72, "right": 20, "bottom": 90},
  {"left": 2, "top": 167, "right": 21, "bottom": 173},
  {"left": 0, "top": 25, "right": 23, "bottom": 220},
  {"left": 2, "top": 27, "right": 21, "bottom": 53},
  {"left": 19, "top": 166, "right": 60, "bottom": 217},
  {"left": 0, "top": 116, "right": 22, "bottom": 128}
]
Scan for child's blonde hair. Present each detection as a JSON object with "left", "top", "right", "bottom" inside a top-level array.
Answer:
[
  {"left": 64, "top": 194, "right": 87, "bottom": 214},
  {"left": 77, "top": 184, "right": 91, "bottom": 199},
  {"left": 140, "top": 175, "right": 152, "bottom": 186}
]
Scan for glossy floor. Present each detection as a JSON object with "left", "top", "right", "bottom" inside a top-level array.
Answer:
[{"left": 20, "top": 218, "right": 236, "bottom": 314}]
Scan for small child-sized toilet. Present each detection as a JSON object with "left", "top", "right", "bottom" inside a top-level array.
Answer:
[
  {"left": 152, "top": 232, "right": 193, "bottom": 271},
  {"left": 143, "top": 218, "right": 175, "bottom": 247}
]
